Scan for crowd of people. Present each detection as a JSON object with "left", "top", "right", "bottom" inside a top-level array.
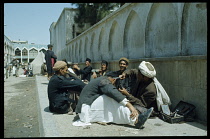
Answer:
[
  {"left": 4, "top": 57, "right": 34, "bottom": 80},
  {"left": 45, "top": 44, "right": 171, "bottom": 129}
]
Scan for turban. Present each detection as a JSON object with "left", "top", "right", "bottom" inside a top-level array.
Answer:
[
  {"left": 138, "top": 61, "right": 171, "bottom": 111},
  {"left": 138, "top": 61, "right": 156, "bottom": 78},
  {"left": 119, "top": 57, "right": 129, "bottom": 65},
  {"left": 53, "top": 61, "right": 67, "bottom": 71}
]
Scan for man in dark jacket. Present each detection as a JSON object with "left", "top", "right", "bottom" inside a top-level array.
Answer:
[
  {"left": 108, "top": 57, "right": 129, "bottom": 76},
  {"left": 118, "top": 68, "right": 158, "bottom": 115},
  {"left": 105, "top": 57, "right": 130, "bottom": 92},
  {"left": 72, "top": 58, "right": 92, "bottom": 82},
  {"left": 48, "top": 61, "right": 86, "bottom": 114},
  {"left": 45, "top": 44, "right": 57, "bottom": 80},
  {"left": 74, "top": 75, "right": 153, "bottom": 129}
]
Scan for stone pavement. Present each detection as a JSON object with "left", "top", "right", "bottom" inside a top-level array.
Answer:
[{"left": 35, "top": 75, "right": 207, "bottom": 137}]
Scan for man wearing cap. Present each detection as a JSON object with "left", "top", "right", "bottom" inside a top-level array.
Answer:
[
  {"left": 47, "top": 61, "right": 86, "bottom": 114},
  {"left": 45, "top": 44, "right": 57, "bottom": 80},
  {"left": 110, "top": 57, "right": 129, "bottom": 76},
  {"left": 105, "top": 57, "right": 130, "bottom": 92},
  {"left": 118, "top": 61, "right": 171, "bottom": 116},
  {"left": 11, "top": 58, "right": 20, "bottom": 77},
  {"left": 73, "top": 74, "right": 153, "bottom": 129},
  {"left": 73, "top": 58, "right": 92, "bottom": 82}
]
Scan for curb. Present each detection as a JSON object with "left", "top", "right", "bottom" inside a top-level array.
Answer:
[{"left": 35, "top": 75, "right": 60, "bottom": 137}]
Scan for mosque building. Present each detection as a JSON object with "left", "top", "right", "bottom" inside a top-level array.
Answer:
[{"left": 4, "top": 35, "right": 47, "bottom": 67}]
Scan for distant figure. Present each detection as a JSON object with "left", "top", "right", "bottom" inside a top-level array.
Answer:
[
  {"left": 27, "top": 62, "right": 32, "bottom": 71},
  {"left": 5, "top": 62, "right": 11, "bottom": 79},
  {"left": 45, "top": 44, "right": 57, "bottom": 80},
  {"left": 41, "top": 62, "right": 47, "bottom": 76},
  {"left": 11, "top": 58, "right": 20, "bottom": 77},
  {"left": 27, "top": 62, "right": 33, "bottom": 77},
  {"left": 23, "top": 67, "right": 29, "bottom": 76}
]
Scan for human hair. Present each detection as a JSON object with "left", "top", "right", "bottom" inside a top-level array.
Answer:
[
  {"left": 101, "top": 60, "right": 108, "bottom": 66},
  {"left": 47, "top": 44, "right": 53, "bottom": 48},
  {"left": 62, "top": 59, "right": 67, "bottom": 64},
  {"left": 54, "top": 67, "right": 66, "bottom": 75},
  {"left": 119, "top": 59, "right": 129, "bottom": 65}
]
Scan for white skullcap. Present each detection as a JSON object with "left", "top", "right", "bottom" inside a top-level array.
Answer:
[{"left": 138, "top": 61, "right": 156, "bottom": 78}]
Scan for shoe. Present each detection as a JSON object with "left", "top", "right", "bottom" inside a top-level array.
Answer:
[{"left": 135, "top": 107, "right": 154, "bottom": 129}]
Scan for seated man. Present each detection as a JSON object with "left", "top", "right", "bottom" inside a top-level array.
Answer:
[
  {"left": 73, "top": 75, "right": 153, "bottom": 129},
  {"left": 105, "top": 57, "right": 130, "bottom": 92},
  {"left": 107, "top": 57, "right": 129, "bottom": 76},
  {"left": 40, "top": 62, "right": 47, "bottom": 76},
  {"left": 47, "top": 61, "right": 86, "bottom": 114},
  {"left": 23, "top": 67, "right": 29, "bottom": 76},
  {"left": 73, "top": 58, "right": 92, "bottom": 82},
  {"left": 118, "top": 61, "right": 171, "bottom": 116},
  {"left": 92, "top": 60, "right": 109, "bottom": 79}
]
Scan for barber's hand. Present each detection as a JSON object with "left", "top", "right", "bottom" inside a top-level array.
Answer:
[
  {"left": 126, "top": 102, "right": 138, "bottom": 120},
  {"left": 119, "top": 87, "right": 129, "bottom": 96},
  {"left": 119, "top": 73, "right": 126, "bottom": 79},
  {"left": 73, "top": 64, "right": 79, "bottom": 70}
]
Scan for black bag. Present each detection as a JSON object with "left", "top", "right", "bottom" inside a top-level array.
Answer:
[
  {"left": 159, "top": 101, "right": 196, "bottom": 123},
  {"left": 173, "top": 101, "right": 196, "bottom": 122},
  {"left": 159, "top": 104, "right": 184, "bottom": 124}
]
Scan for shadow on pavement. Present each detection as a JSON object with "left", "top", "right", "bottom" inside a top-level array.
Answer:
[
  {"left": 185, "top": 121, "right": 207, "bottom": 130},
  {"left": 44, "top": 106, "right": 51, "bottom": 113}
]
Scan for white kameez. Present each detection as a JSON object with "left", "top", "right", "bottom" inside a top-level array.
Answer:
[{"left": 72, "top": 95, "right": 136, "bottom": 127}]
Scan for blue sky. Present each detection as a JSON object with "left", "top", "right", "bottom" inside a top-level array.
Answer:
[{"left": 4, "top": 3, "right": 76, "bottom": 45}]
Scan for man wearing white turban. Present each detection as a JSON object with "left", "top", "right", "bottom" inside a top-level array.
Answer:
[{"left": 119, "top": 61, "right": 171, "bottom": 116}]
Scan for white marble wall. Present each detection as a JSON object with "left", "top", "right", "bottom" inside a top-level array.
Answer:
[{"left": 53, "top": 3, "right": 206, "bottom": 63}]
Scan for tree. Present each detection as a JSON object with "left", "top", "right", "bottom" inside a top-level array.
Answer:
[{"left": 71, "top": 3, "right": 125, "bottom": 28}]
